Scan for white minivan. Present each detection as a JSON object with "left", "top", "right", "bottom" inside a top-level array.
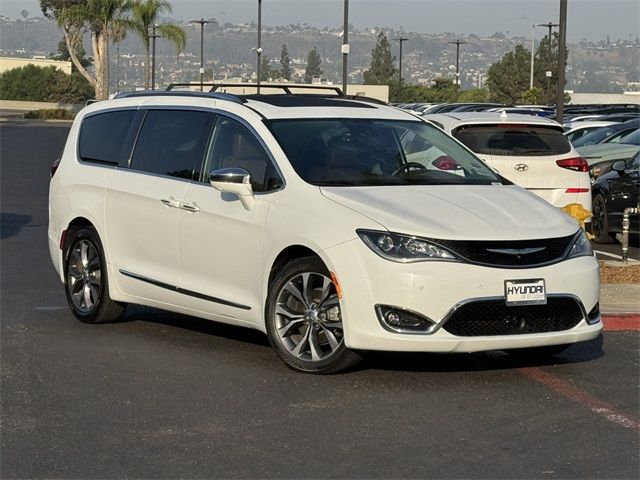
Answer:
[{"left": 49, "top": 89, "right": 602, "bottom": 373}]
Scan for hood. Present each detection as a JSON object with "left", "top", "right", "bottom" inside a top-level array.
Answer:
[
  {"left": 576, "top": 143, "right": 640, "bottom": 161},
  {"left": 321, "top": 185, "right": 578, "bottom": 241}
]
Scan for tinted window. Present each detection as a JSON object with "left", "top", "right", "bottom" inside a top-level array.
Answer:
[
  {"left": 453, "top": 124, "right": 571, "bottom": 156},
  {"left": 206, "top": 116, "right": 282, "bottom": 192},
  {"left": 79, "top": 110, "right": 137, "bottom": 166},
  {"left": 131, "top": 110, "right": 212, "bottom": 179},
  {"left": 268, "top": 119, "right": 500, "bottom": 186}
]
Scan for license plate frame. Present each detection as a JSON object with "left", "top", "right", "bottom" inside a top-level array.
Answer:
[{"left": 504, "top": 279, "right": 547, "bottom": 306}]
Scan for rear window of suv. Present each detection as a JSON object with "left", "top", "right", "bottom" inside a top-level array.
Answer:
[{"left": 453, "top": 124, "right": 572, "bottom": 156}]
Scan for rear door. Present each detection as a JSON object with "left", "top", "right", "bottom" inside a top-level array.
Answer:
[
  {"left": 105, "top": 108, "right": 214, "bottom": 302},
  {"left": 453, "top": 123, "right": 589, "bottom": 207}
]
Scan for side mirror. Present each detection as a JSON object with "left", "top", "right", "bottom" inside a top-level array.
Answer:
[
  {"left": 611, "top": 160, "right": 626, "bottom": 174},
  {"left": 209, "top": 167, "right": 255, "bottom": 210}
]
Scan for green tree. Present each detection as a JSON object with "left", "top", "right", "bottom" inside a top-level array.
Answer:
[
  {"left": 0, "top": 64, "right": 93, "bottom": 103},
  {"left": 458, "top": 88, "right": 490, "bottom": 103},
  {"left": 52, "top": 37, "right": 92, "bottom": 69},
  {"left": 534, "top": 33, "right": 569, "bottom": 104},
  {"left": 486, "top": 44, "right": 532, "bottom": 104},
  {"left": 279, "top": 44, "right": 291, "bottom": 80},
  {"left": 303, "top": 47, "right": 322, "bottom": 83},
  {"left": 363, "top": 31, "right": 395, "bottom": 85},
  {"left": 40, "top": 0, "right": 131, "bottom": 99},
  {"left": 122, "top": 0, "right": 187, "bottom": 89},
  {"left": 259, "top": 56, "right": 278, "bottom": 81}
]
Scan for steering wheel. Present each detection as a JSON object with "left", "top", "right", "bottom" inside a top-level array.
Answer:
[{"left": 392, "top": 162, "right": 428, "bottom": 176}]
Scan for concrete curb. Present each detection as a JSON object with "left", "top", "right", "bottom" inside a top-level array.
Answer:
[{"left": 602, "top": 315, "right": 640, "bottom": 330}]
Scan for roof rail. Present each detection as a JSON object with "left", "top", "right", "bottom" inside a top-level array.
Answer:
[
  {"left": 166, "top": 82, "right": 346, "bottom": 96},
  {"left": 113, "top": 90, "right": 244, "bottom": 104}
]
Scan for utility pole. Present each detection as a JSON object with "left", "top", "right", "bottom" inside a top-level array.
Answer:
[
  {"left": 556, "top": 0, "right": 568, "bottom": 122},
  {"left": 394, "top": 37, "right": 409, "bottom": 86},
  {"left": 150, "top": 24, "right": 162, "bottom": 90},
  {"left": 448, "top": 40, "right": 468, "bottom": 87},
  {"left": 256, "top": 0, "right": 262, "bottom": 94},
  {"left": 538, "top": 21, "right": 559, "bottom": 45},
  {"left": 341, "top": 0, "right": 349, "bottom": 95},
  {"left": 190, "top": 18, "right": 209, "bottom": 92},
  {"left": 529, "top": 24, "right": 535, "bottom": 90}
]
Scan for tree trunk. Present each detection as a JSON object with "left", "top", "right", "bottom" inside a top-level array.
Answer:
[
  {"left": 92, "top": 32, "right": 110, "bottom": 100},
  {"left": 144, "top": 45, "right": 150, "bottom": 90},
  {"left": 63, "top": 28, "right": 95, "bottom": 89}
]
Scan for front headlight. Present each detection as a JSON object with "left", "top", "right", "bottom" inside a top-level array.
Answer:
[
  {"left": 566, "top": 230, "right": 594, "bottom": 259},
  {"left": 357, "top": 229, "right": 459, "bottom": 263}
]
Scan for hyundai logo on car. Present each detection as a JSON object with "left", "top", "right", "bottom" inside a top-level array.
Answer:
[{"left": 514, "top": 163, "right": 529, "bottom": 172}]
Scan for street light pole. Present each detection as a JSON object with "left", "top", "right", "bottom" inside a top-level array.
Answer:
[
  {"left": 190, "top": 19, "right": 209, "bottom": 92},
  {"left": 394, "top": 37, "right": 408, "bottom": 86},
  {"left": 256, "top": 0, "right": 262, "bottom": 94},
  {"left": 150, "top": 24, "right": 159, "bottom": 90},
  {"left": 530, "top": 24, "right": 535, "bottom": 90},
  {"left": 448, "top": 40, "right": 468, "bottom": 87},
  {"left": 556, "top": 0, "right": 568, "bottom": 122},
  {"left": 341, "top": 0, "right": 349, "bottom": 95}
]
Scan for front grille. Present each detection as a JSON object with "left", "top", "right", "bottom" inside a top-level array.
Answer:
[
  {"left": 442, "top": 298, "right": 584, "bottom": 336},
  {"left": 426, "top": 234, "right": 576, "bottom": 268}
]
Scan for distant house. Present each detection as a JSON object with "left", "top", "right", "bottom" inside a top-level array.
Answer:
[{"left": 0, "top": 56, "right": 72, "bottom": 75}]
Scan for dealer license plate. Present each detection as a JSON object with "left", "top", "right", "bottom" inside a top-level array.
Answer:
[{"left": 504, "top": 279, "right": 547, "bottom": 306}]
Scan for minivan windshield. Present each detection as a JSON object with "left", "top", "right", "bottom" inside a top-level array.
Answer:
[{"left": 267, "top": 119, "right": 501, "bottom": 186}]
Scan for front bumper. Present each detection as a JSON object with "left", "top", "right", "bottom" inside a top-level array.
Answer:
[{"left": 324, "top": 239, "right": 602, "bottom": 353}]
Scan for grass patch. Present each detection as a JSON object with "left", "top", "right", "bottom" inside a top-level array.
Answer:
[{"left": 24, "top": 109, "right": 76, "bottom": 120}]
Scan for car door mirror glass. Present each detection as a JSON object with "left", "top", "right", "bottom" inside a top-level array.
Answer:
[{"left": 611, "top": 160, "right": 626, "bottom": 173}]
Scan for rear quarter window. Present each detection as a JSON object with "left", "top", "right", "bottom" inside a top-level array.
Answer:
[
  {"left": 453, "top": 124, "right": 572, "bottom": 156},
  {"left": 79, "top": 110, "right": 137, "bottom": 166}
]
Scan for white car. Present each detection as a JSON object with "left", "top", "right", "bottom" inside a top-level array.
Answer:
[
  {"left": 48, "top": 90, "right": 602, "bottom": 373},
  {"left": 424, "top": 112, "right": 592, "bottom": 220}
]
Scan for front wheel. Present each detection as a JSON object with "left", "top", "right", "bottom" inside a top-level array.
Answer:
[
  {"left": 64, "top": 227, "right": 126, "bottom": 324},
  {"left": 266, "top": 257, "right": 361, "bottom": 374}
]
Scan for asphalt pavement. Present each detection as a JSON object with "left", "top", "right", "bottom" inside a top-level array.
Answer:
[{"left": 1, "top": 121, "right": 639, "bottom": 479}]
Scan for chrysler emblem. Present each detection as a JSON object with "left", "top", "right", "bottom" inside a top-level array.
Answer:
[
  {"left": 486, "top": 247, "right": 546, "bottom": 256},
  {"left": 514, "top": 163, "right": 529, "bottom": 172}
]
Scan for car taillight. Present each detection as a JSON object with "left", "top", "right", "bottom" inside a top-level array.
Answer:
[
  {"left": 556, "top": 157, "right": 588, "bottom": 172},
  {"left": 432, "top": 156, "right": 459, "bottom": 170},
  {"left": 565, "top": 188, "right": 590, "bottom": 193},
  {"left": 51, "top": 158, "right": 61, "bottom": 177}
]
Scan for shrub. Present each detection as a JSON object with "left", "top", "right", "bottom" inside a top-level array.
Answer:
[
  {"left": 0, "top": 65, "right": 93, "bottom": 103},
  {"left": 24, "top": 109, "right": 76, "bottom": 120}
]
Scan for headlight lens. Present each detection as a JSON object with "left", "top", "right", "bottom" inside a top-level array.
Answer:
[
  {"left": 357, "top": 229, "right": 458, "bottom": 263},
  {"left": 566, "top": 230, "right": 594, "bottom": 259}
]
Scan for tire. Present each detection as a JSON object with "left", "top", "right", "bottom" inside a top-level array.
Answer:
[
  {"left": 265, "top": 256, "right": 361, "bottom": 374},
  {"left": 64, "top": 227, "right": 126, "bottom": 324},
  {"left": 592, "top": 194, "right": 614, "bottom": 244}
]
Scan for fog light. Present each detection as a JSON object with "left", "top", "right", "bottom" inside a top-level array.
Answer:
[
  {"left": 587, "top": 303, "right": 601, "bottom": 325},
  {"left": 386, "top": 311, "right": 401, "bottom": 326},
  {"left": 376, "top": 305, "right": 435, "bottom": 333}
]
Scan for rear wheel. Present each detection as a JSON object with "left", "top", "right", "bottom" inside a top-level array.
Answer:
[
  {"left": 266, "top": 257, "right": 361, "bottom": 374},
  {"left": 592, "top": 194, "right": 614, "bottom": 244},
  {"left": 64, "top": 227, "right": 126, "bottom": 323}
]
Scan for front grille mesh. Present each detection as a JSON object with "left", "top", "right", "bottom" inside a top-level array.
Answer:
[
  {"left": 427, "top": 234, "right": 576, "bottom": 268},
  {"left": 442, "top": 298, "right": 584, "bottom": 336}
]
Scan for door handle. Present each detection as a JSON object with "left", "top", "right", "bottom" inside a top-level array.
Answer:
[
  {"left": 160, "top": 197, "right": 181, "bottom": 208},
  {"left": 181, "top": 202, "right": 200, "bottom": 213}
]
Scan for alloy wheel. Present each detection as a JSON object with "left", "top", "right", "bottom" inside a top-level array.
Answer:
[
  {"left": 67, "top": 239, "right": 102, "bottom": 312},
  {"left": 274, "top": 272, "right": 344, "bottom": 362}
]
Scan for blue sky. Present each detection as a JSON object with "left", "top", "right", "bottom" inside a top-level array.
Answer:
[{"left": 2, "top": 0, "right": 638, "bottom": 42}]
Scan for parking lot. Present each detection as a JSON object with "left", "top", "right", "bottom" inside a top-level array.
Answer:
[{"left": 1, "top": 121, "right": 638, "bottom": 478}]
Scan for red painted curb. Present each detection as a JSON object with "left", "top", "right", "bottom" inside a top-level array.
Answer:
[{"left": 602, "top": 316, "right": 640, "bottom": 331}]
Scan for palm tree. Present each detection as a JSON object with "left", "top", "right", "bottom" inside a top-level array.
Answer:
[
  {"left": 124, "top": 0, "right": 186, "bottom": 89},
  {"left": 42, "top": 0, "right": 131, "bottom": 99}
]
